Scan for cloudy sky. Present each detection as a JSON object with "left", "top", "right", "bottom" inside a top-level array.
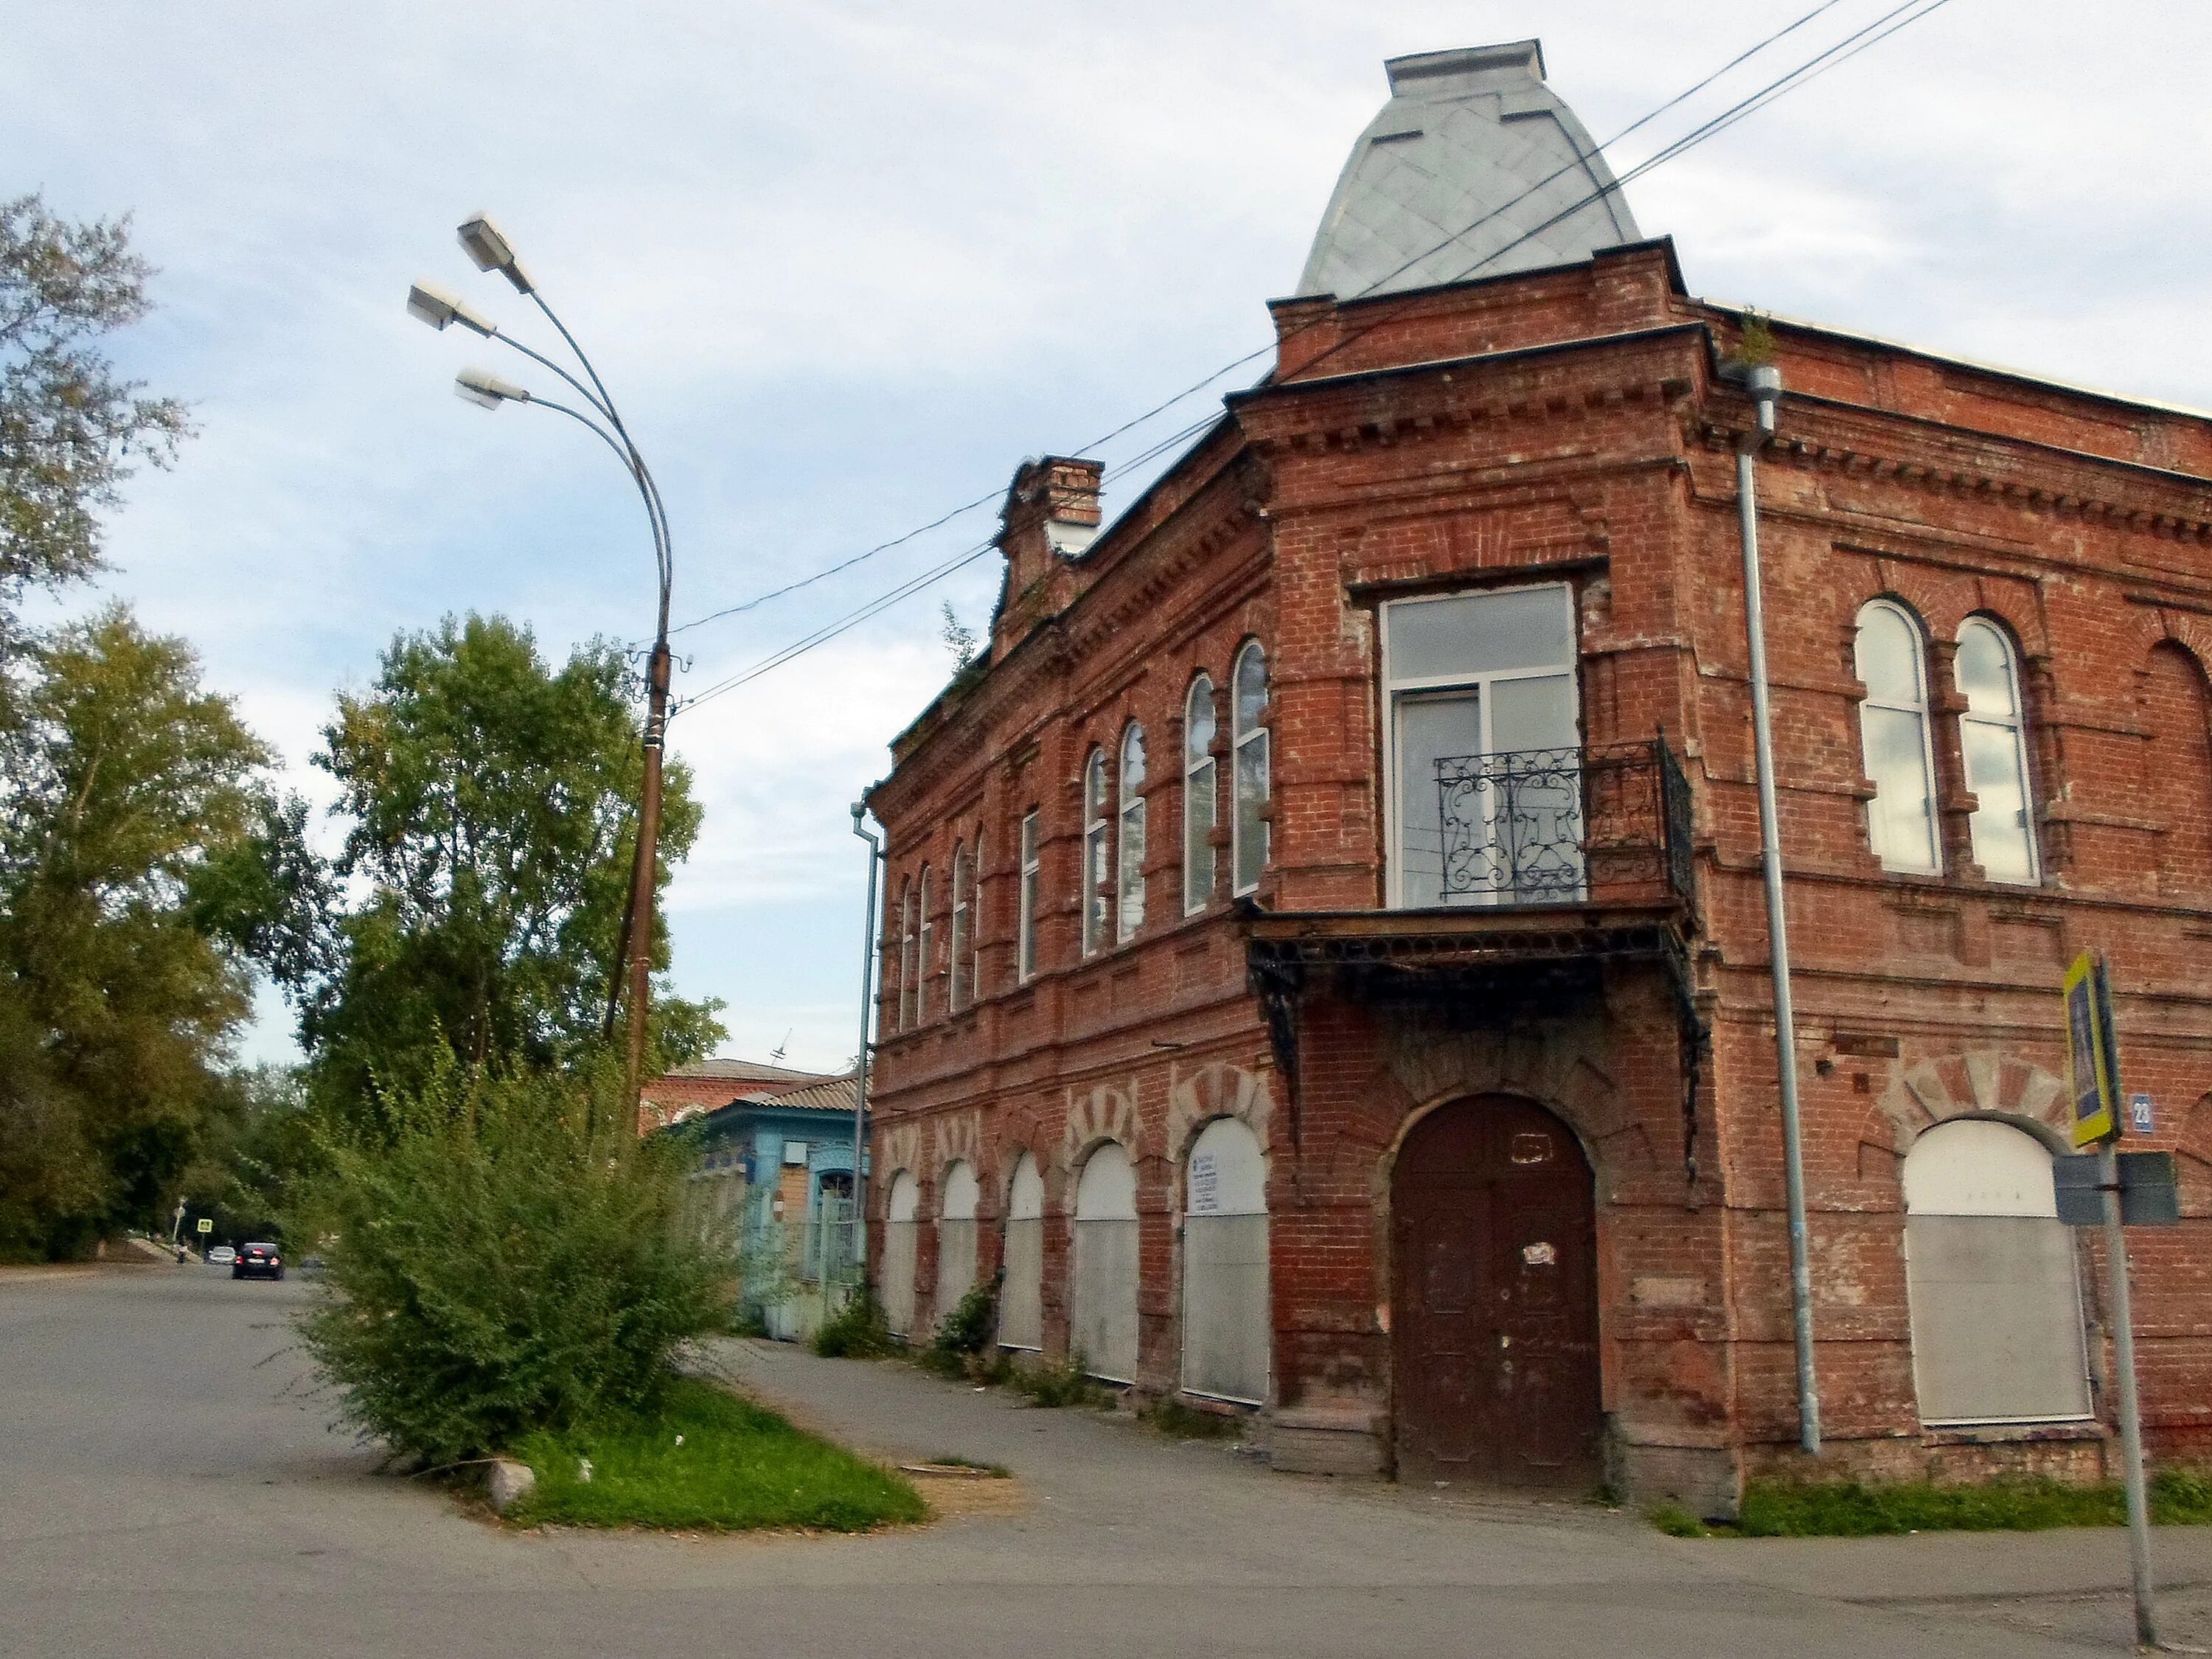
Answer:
[{"left": 7, "top": 1, "right": 2208, "bottom": 1071}]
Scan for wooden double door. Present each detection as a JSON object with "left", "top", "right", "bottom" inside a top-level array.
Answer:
[{"left": 1391, "top": 1095, "right": 1602, "bottom": 1488}]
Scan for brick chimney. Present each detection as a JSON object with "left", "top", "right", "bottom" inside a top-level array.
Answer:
[{"left": 990, "top": 456, "right": 1102, "bottom": 660}]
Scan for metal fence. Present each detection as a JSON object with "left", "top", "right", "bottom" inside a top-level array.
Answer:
[
  {"left": 1435, "top": 739, "right": 1694, "bottom": 909},
  {"left": 731, "top": 1199, "right": 863, "bottom": 1344}
]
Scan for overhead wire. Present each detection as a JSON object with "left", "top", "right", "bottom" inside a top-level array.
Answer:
[{"left": 671, "top": 0, "right": 1957, "bottom": 711}]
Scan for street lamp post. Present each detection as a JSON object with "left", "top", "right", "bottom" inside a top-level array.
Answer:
[{"left": 409, "top": 214, "right": 675, "bottom": 1113}]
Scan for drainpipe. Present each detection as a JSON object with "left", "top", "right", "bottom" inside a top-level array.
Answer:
[
  {"left": 1733, "top": 361, "right": 1822, "bottom": 1456},
  {"left": 849, "top": 803, "right": 883, "bottom": 1293}
]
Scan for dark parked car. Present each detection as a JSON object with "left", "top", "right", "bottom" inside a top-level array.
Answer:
[{"left": 232, "top": 1242, "right": 284, "bottom": 1281}]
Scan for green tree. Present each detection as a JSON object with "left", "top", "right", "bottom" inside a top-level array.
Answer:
[
  {"left": 0, "top": 609, "right": 274, "bottom": 1256},
  {"left": 291, "top": 613, "right": 720, "bottom": 1116},
  {"left": 1, "top": 194, "right": 190, "bottom": 662}
]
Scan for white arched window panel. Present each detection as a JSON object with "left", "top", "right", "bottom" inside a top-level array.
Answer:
[
  {"left": 1902, "top": 1119, "right": 2088, "bottom": 1425},
  {"left": 1232, "top": 643, "right": 1271, "bottom": 896},
  {"left": 916, "top": 865, "right": 936, "bottom": 1020},
  {"left": 1182, "top": 1118, "right": 1270, "bottom": 1405},
  {"left": 935, "top": 1161, "right": 980, "bottom": 1326},
  {"left": 1955, "top": 619, "right": 2039, "bottom": 886},
  {"left": 1184, "top": 675, "right": 1219, "bottom": 914},
  {"left": 1071, "top": 1141, "right": 1139, "bottom": 1383},
  {"left": 1118, "top": 724, "right": 1148, "bottom": 943},
  {"left": 968, "top": 832, "right": 984, "bottom": 1001},
  {"left": 883, "top": 1172, "right": 920, "bottom": 1339},
  {"left": 1017, "top": 810, "right": 1040, "bottom": 983},
  {"left": 1000, "top": 1152, "right": 1046, "bottom": 1352},
  {"left": 897, "top": 880, "right": 917, "bottom": 1032},
  {"left": 1082, "top": 749, "right": 1109, "bottom": 957},
  {"left": 1855, "top": 600, "right": 1941, "bottom": 874},
  {"left": 949, "top": 843, "right": 972, "bottom": 1010}
]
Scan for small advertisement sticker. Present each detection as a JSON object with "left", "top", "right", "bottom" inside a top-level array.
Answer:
[{"left": 1187, "top": 1152, "right": 1220, "bottom": 1217}]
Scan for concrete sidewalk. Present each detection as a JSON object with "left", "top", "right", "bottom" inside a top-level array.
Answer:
[{"left": 706, "top": 1336, "right": 2212, "bottom": 1653}]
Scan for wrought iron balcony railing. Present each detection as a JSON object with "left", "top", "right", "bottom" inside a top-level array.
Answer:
[{"left": 1430, "top": 739, "right": 1694, "bottom": 912}]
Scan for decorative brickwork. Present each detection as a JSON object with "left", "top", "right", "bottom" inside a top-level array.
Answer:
[{"left": 861, "top": 235, "right": 2212, "bottom": 1511}]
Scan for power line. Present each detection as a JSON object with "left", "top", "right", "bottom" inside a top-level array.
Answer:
[
  {"left": 655, "top": 1, "right": 1860, "bottom": 649},
  {"left": 672, "top": 1, "right": 1956, "bottom": 709}
]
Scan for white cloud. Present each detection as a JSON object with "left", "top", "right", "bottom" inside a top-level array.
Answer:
[{"left": 7, "top": 0, "right": 2209, "bottom": 1068}]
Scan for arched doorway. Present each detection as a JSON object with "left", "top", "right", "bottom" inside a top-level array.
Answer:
[
  {"left": 1391, "top": 1094, "right": 1601, "bottom": 1487},
  {"left": 1000, "top": 1153, "right": 1045, "bottom": 1352},
  {"left": 883, "top": 1172, "right": 919, "bottom": 1340},
  {"left": 1070, "top": 1142, "right": 1139, "bottom": 1383},
  {"left": 935, "top": 1161, "right": 980, "bottom": 1328},
  {"left": 1180, "top": 1117, "right": 1269, "bottom": 1405}
]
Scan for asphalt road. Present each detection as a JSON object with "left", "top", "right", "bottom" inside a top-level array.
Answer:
[{"left": 4, "top": 1265, "right": 2204, "bottom": 1658}]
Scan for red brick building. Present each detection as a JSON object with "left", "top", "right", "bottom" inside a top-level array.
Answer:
[
  {"left": 860, "top": 41, "right": 2212, "bottom": 1511},
  {"left": 636, "top": 1057, "right": 838, "bottom": 1137}
]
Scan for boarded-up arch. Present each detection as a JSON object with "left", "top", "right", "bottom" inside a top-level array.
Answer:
[
  {"left": 1070, "top": 1141, "right": 1139, "bottom": 1383},
  {"left": 1180, "top": 1116, "right": 1269, "bottom": 1404},
  {"left": 999, "top": 1152, "right": 1046, "bottom": 1351},
  {"left": 1902, "top": 1119, "right": 2090, "bottom": 1426},
  {"left": 934, "top": 1161, "right": 980, "bottom": 1331},
  {"left": 883, "top": 1171, "right": 920, "bottom": 1340}
]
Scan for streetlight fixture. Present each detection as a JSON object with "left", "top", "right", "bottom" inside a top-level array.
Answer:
[
  {"left": 406, "top": 214, "right": 676, "bottom": 1116},
  {"left": 406, "top": 281, "right": 498, "bottom": 338}
]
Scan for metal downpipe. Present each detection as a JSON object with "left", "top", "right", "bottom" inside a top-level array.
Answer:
[
  {"left": 849, "top": 806, "right": 883, "bottom": 1287},
  {"left": 1734, "top": 364, "right": 1822, "bottom": 1455}
]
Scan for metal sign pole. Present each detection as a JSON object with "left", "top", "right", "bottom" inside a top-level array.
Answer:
[{"left": 2098, "top": 1135, "right": 2157, "bottom": 1649}]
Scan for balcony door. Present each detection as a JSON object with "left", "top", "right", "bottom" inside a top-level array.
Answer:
[{"left": 1382, "top": 583, "right": 1579, "bottom": 908}]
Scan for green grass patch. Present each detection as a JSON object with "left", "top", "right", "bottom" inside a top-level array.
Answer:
[
  {"left": 925, "top": 1455, "right": 1011, "bottom": 1477},
  {"left": 1140, "top": 1399, "right": 1245, "bottom": 1440},
  {"left": 506, "top": 1377, "right": 925, "bottom": 1532},
  {"left": 1007, "top": 1353, "right": 1113, "bottom": 1409},
  {"left": 1652, "top": 1470, "right": 2212, "bottom": 1539}
]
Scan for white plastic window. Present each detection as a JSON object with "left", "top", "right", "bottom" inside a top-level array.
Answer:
[
  {"left": 1955, "top": 619, "right": 2039, "bottom": 886},
  {"left": 949, "top": 844, "right": 971, "bottom": 1010},
  {"left": 916, "top": 864, "right": 935, "bottom": 1020},
  {"left": 1380, "top": 583, "right": 1578, "bottom": 908},
  {"left": 897, "top": 880, "right": 916, "bottom": 1032},
  {"left": 1856, "top": 599, "right": 1941, "bottom": 874},
  {"left": 1118, "top": 724, "right": 1147, "bottom": 943},
  {"left": 1184, "top": 675, "right": 1218, "bottom": 914},
  {"left": 1082, "top": 749, "right": 1108, "bottom": 956},
  {"left": 1231, "top": 643, "right": 1270, "bottom": 897},
  {"left": 1018, "top": 810, "right": 1040, "bottom": 983}
]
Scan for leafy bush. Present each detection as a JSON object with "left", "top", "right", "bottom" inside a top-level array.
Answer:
[
  {"left": 813, "top": 1289, "right": 894, "bottom": 1359},
  {"left": 1139, "top": 1398, "right": 1245, "bottom": 1440},
  {"left": 932, "top": 1276, "right": 998, "bottom": 1357},
  {"left": 296, "top": 1064, "right": 736, "bottom": 1466},
  {"left": 1010, "top": 1352, "right": 1110, "bottom": 1409}
]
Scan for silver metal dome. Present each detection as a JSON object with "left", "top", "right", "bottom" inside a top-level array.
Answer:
[{"left": 1296, "top": 41, "right": 1642, "bottom": 301}]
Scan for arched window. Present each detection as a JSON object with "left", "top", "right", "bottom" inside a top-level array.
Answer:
[
  {"left": 883, "top": 1172, "right": 919, "bottom": 1339},
  {"left": 897, "top": 879, "right": 917, "bottom": 1032},
  {"left": 1184, "top": 674, "right": 1218, "bottom": 914},
  {"left": 1070, "top": 1141, "right": 1139, "bottom": 1383},
  {"left": 1855, "top": 600, "right": 1941, "bottom": 874},
  {"left": 2144, "top": 643, "right": 2212, "bottom": 899},
  {"left": 1955, "top": 619, "right": 2039, "bottom": 885},
  {"left": 935, "top": 1161, "right": 980, "bottom": 1328},
  {"left": 1902, "top": 1119, "right": 2089, "bottom": 1425},
  {"left": 916, "top": 864, "right": 935, "bottom": 1020},
  {"left": 949, "top": 842, "right": 972, "bottom": 1010},
  {"left": 1000, "top": 1152, "right": 1045, "bottom": 1352},
  {"left": 968, "top": 831, "right": 984, "bottom": 1000},
  {"left": 1082, "top": 748, "right": 1109, "bottom": 956},
  {"left": 1232, "top": 642, "right": 1271, "bottom": 896},
  {"left": 1180, "top": 1117, "right": 1269, "bottom": 1405},
  {"left": 1118, "top": 723, "right": 1148, "bottom": 942},
  {"left": 1017, "top": 810, "right": 1041, "bottom": 982}
]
